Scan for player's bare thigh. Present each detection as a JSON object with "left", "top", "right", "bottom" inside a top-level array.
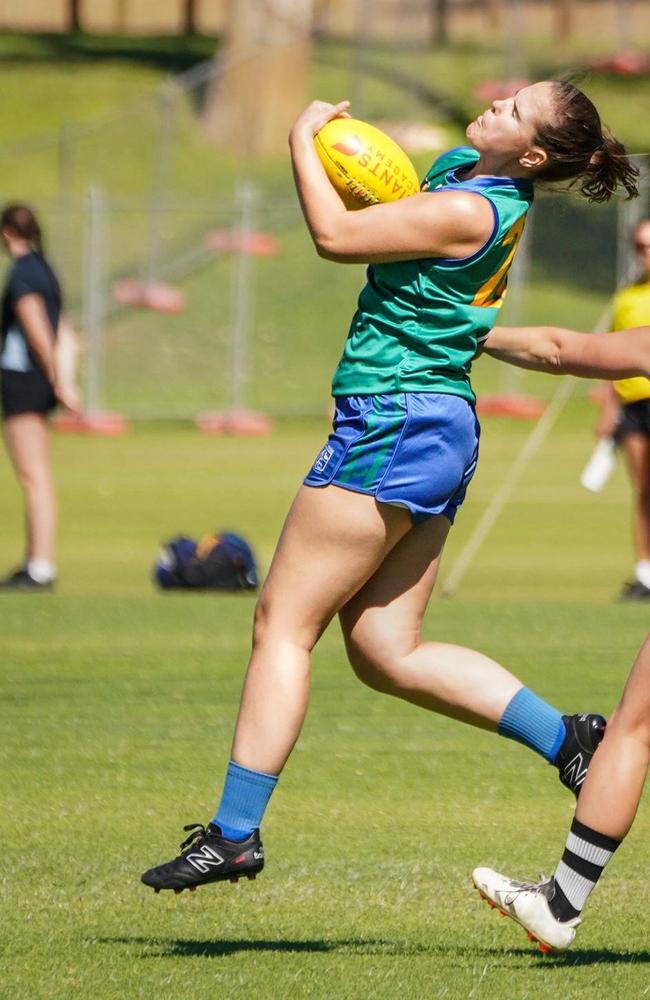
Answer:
[
  {"left": 3, "top": 412, "right": 51, "bottom": 484},
  {"left": 338, "top": 513, "right": 451, "bottom": 671},
  {"left": 253, "top": 483, "right": 413, "bottom": 651}
]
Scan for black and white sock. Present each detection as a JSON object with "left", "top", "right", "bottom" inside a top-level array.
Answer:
[{"left": 549, "top": 817, "right": 620, "bottom": 921}]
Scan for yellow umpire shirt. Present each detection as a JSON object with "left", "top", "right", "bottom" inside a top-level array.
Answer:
[{"left": 611, "top": 281, "right": 650, "bottom": 403}]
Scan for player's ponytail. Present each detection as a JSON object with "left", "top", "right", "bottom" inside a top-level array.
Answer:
[
  {"left": 580, "top": 130, "right": 639, "bottom": 204},
  {"left": 0, "top": 203, "right": 44, "bottom": 253},
  {"left": 534, "top": 80, "right": 639, "bottom": 203}
]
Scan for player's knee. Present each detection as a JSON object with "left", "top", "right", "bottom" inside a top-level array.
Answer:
[
  {"left": 14, "top": 466, "right": 35, "bottom": 491},
  {"left": 17, "top": 465, "right": 49, "bottom": 494},
  {"left": 608, "top": 704, "right": 650, "bottom": 748},
  {"left": 627, "top": 714, "right": 650, "bottom": 748},
  {"left": 345, "top": 635, "right": 404, "bottom": 694},
  {"left": 251, "top": 591, "right": 274, "bottom": 650},
  {"left": 251, "top": 591, "right": 322, "bottom": 654}
]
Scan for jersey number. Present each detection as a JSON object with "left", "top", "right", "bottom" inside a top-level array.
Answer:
[{"left": 471, "top": 215, "right": 526, "bottom": 309}]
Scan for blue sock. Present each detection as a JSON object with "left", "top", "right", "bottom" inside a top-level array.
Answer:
[
  {"left": 498, "top": 688, "right": 566, "bottom": 763},
  {"left": 212, "top": 761, "right": 278, "bottom": 841}
]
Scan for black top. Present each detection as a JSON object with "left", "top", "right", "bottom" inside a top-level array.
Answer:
[{"left": 0, "top": 251, "right": 62, "bottom": 373}]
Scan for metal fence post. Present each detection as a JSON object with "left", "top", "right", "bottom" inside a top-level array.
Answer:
[
  {"left": 504, "top": 0, "right": 527, "bottom": 80},
  {"left": 229, "top": 181, "right": 257, "bottom": 411},
  {"left": 83, "top": 184, "right": 107, "bottom": 414},
  {"left": 58, "top": 120, "right": 75, "bottom": 199},
  {"left": 617, "top": 155, "right": 650, "bottom": 288},
  {"left": 145, "top": 81, "right": 177, "bottom": 284},
  {"left": 349, "top": 0, "right": 372, "bottom": 117}
]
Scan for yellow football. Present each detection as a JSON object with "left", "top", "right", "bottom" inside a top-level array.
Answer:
[{"left": 314, "top": 117, "right": 420, "bottom": 210}]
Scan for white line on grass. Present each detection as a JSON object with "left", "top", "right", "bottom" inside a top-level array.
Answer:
[{"left": 441, "top": 306, "right": 613, "bottom": 598}]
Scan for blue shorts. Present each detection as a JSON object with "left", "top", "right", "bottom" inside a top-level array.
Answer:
[{"left": 304, "top": 393, "right": 480, "bottom": 524}]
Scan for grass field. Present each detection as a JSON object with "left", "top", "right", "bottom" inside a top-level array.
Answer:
[{"left": 2, "top": 407, "right": 649, "bottom": 1000}]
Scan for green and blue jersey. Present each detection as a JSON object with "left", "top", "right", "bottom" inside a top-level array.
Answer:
[{"left": 331, "top": 146, "right": 534, "bottom": 404}]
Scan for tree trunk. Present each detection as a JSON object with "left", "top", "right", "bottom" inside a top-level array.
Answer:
[
  {"left": 431, "top": 0, "right": 449, "bottom": 46},
  {"left": 115, "top": 0, "right": 128, "bottom": 33},
  {"left": 483, "top": 0, "right": 504, "bottom": 34},
  {"left": 203, "top": 0, "right": 314, "bottom": 156},
  {"left": 183, "top": 0, "right": 198, "bottom": 35},
  {"left": 553, "top": 0, "right": 574, "bottom": 41},
  {"left": 69, "top": 0, "right": 82, "bottom": 31}
]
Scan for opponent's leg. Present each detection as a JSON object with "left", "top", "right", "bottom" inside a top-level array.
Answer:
[
  {"left": 340, "top": 514, "right": 604, "bottom": 786},
  {"left": 577, "top": 633, "right": 650, "bottom": 838},
  {"left": 141, "top": 484, "right": 412, "bottom": 891},
  {"left": 473, "top": 632, "right": 650, "bottom": 952}
]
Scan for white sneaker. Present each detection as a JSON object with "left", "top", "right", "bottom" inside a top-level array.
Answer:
[{"left": 472, "top": 867, "right": 581, "bottom": 953}]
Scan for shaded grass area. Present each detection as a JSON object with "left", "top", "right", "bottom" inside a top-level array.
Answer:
[{"left": 0, "top": 30, "right": 216, "bottom": 72}]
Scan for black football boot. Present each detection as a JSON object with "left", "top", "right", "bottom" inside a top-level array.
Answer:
[
  {"left": 141, "top": 823, "right": 264, "bottom": 893},
  {"left": 555, "top": 713, "right": 607, "bottom": 797}
]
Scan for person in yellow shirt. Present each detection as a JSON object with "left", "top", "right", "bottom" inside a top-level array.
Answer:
[{"left": 596, "top": 218, "right": 650, "bottom": 600}]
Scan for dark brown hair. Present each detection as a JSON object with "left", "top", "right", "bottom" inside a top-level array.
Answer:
[
  {"left": 0, "top": 203, "right": 44, "bottom": 252},
  {"left": 534, "top": 80, "right": 639, "bottom": 203}
]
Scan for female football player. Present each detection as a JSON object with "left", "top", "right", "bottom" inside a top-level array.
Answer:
[
  {"left": 473, "top": 629, "right": 650, "bottom": 953},
  {"left": 0, "top": 204, "right": 80, "bottom": 591},
  {"left": 142, "top": 80, "right": 648, "bottom": 893}
]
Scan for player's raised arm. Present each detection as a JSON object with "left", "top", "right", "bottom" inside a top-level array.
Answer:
[
  {"left": 482, "top": 323, "right": 650, "bottom": 380},
  {"left": 289, "top": 101, "right": 493, "bottom": 264},
  {"left": 289, "top": 100, "right": 352, "bottom": 246}
]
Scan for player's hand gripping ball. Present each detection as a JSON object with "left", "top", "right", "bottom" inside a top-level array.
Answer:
[{"left": 314, "top": 118, "right": 420, "bottom": 210}]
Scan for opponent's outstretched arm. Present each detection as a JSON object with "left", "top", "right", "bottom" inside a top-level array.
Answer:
[{"left": 483, "top": 324, "right": 650, "bottom": 380}]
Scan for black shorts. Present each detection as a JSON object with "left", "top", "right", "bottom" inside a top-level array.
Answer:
[
  {"left": 616, "top": 399, "right": 650, "bottom": 440},
  {"left": 1, "top": 368, "right": 57, "bottom": 418}
]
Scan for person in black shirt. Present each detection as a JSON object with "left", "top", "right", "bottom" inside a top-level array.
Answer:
[{"left": 0, "top": 204, "right": 79, "bottom": 591}]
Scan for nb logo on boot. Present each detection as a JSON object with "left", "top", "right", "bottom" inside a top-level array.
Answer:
[
  {"left": 186, "top": 844, "right": 225, "bottom": 873},
  {"left": 563, "top": 753, "right": 588, "bottom": 788}
]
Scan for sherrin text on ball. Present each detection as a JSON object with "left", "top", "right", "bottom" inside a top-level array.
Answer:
[{"left": 314, "top": 118, "right": 420, "bottom": 210}]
